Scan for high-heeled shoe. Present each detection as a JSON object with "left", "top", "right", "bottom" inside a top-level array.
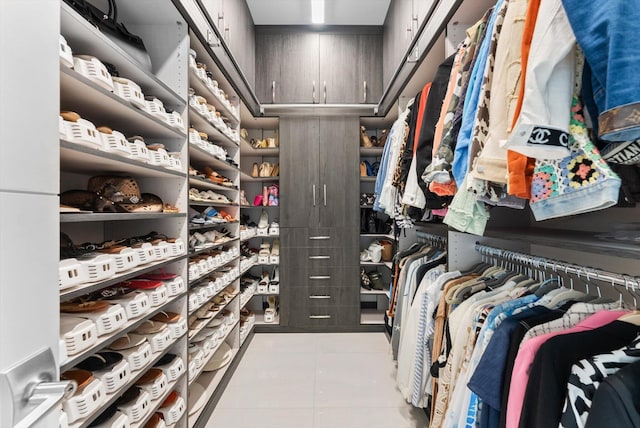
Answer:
[
  {"left": 251, "top": 162, "right": 259, "bottom": 177},
  {"left": 262, "top": 185, "right": 268, "bottom": 206},
  {"left": 258, "top": 271, "right": 269, "bottom": 293},
  {"left": 360, "top": 125, "right": 373, "bottom": 148},
  {"left": 257, "top": 209, "right": 269, "bottom": 235},
  {"left": 269, "top": 239, "right": 279, "bottom": 264},
  {"left": 240, "top": 190, "right": 250, "bottom": 206},
  {"left": 264, "top": 296, "right": 277, "bottom": 323},
  {"left": 270, "top": 164, "right": 279, "bottom": 177},
  {"left": 378, "top": 129, "right": 389, "bottom": 147},
  {"left": 269, "top": 266, "right": 279, "bottom": 293}
]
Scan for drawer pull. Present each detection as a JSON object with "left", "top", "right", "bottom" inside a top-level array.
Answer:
[
  {"left": 309, "top": 295, "right": 331, "bottom": 299},
  {"left": 309, "top": 236, "right": 330, "bottom": 240},
  {"left": 309, "top": 276, "right": 331, "bottom": 280},
  {"left": 309, "top": 315, "right": 331, "bottom": 319},
  {"left": 309, "top": 255, "right": 330, "bottom": 260}
]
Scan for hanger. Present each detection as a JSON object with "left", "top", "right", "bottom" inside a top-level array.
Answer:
[{"left": 618, "top": 276, "right": 640, "bottom": 325}]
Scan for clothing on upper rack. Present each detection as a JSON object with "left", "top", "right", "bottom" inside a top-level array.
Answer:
[{"left": 373, "top": 0, "right": 637, "bottom": 236}]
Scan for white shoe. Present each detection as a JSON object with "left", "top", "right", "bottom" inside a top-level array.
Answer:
[{"left": 258, "top": 243, "right": 270, "bottom": 264}]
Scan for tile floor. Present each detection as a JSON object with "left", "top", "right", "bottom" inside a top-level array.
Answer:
[{"left": 206, "top": 332, "right": 429, "bottom": 428}]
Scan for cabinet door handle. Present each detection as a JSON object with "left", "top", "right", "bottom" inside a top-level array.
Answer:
[
  {"left": 312, "top": 184, "right": 316, "bottom": 206},
  {"left": 363, "top": 80, "right": 367, "bottom": 103},
  {"left": 312, "top": 80, "right": 316, "bottom": 103},
  {"left": 271, "top": 81, "right": 276, "bottom": 103},
  {"left": 323, "top": 81, "right": 327, "bottom": 104},
  {"left": 309, "top": 236, "right": 330, "bottom": 240},
  {"left": 309, "top": 255, "right": 330, "bottom": 260},
  {"left": 309, "top": 295, "right": 331, "bottom": 299},
  {"left": 309, "top": 275, "right": 331, "bottom": 280},
  {"left": 323, "top": 184, "right": 327, "bottom": 206},
  {"left": 309, "top": 315, "right": 331, "bottom": 319}
]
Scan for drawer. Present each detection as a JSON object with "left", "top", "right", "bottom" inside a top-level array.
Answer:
[
  {"left": 282, "top": 228, "right": 358, "bottom": 249},
  {"left": 288, "top": 305, "right": 359, "bottom": 328},
  {"left": 290, "top": 285, "right": 358, "bottom": 307},
  {"left": 307, "top": 247, "right": 358, "bottom": 268},
  {"left": 285, "top": 267, "right": 358, "bottom": 288}
]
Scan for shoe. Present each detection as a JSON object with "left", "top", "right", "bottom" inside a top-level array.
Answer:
[
  {"left": 253, "top": 194, "right": 263, "bottom": 206},
  {"left": 264, "top": 296, "right": 277, "bottom": 323},
  {"left": 269, "top": 266, "right": 279, "bottom": 294},
  {"left": 360, "top": 161, "right": 367, "bottom": 177},
  {"left": 378, "top": 129, "right": 389, "bottom": 147},
  {"left": 258, "top": 271, "right": 269, "bottom": 293},
  {"left": 269, "top": 239, "right": 279, "bottom": 264},
  {"left": 267, "top": 137, "right": 277, "bottom": 148},
  {"left": 258, "top": 209, "right": 269, "bottom": 232},
  {"left": 258, "top": 243, "right": 270, "bottom": 264},
  {"left": 240, "top": 190, "right": 250, "bottom": 206},
  {"left": 270, "top": 164, "right": 279, "bottom": 177},
  {"left": 360, "top": 126, "right": 373, "bottom": 148},
  {"left": 268, "top": 221, "right": 279, "bottom": 236},
  {"left": 251, "top": 163, "right": 259, "bottom": 177},
  {"left": 262, "top": 186, "right": 268, "bottom": 206}
]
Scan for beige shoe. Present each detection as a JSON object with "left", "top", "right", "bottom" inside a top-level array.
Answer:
[
  {"left": 360, "top": 126, "right": 373, "bottom": 147},
  {"left": 251, "top": 162, "right": 259, "bottom": 177}
]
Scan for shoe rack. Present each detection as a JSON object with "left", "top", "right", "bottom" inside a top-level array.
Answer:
[
  {"left": 358, "top": 118, "right": 395, "bottom": 326},
  {"left": 185, "top": 27, "right": 243, "bottom": 428},
  {"left": 239, "top": 122, "right": 282, "bottom": 329},
  {"left": 58, "top": 2, "right": 189, "bottom": 427}
]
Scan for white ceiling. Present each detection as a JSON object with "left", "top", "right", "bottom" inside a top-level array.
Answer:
[{"left": 246, "top": 0, "right": 391, "bottom": 26}]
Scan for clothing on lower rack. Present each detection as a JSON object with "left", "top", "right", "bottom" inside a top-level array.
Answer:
[{"left": 390, "top": 249, "right": 640, "bottom": 428}]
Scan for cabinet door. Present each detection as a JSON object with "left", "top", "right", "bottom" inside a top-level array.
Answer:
[
  {"left": 382, "top": 0, "right": 413, "bottom": 86},
  {"left": 319, "top": 34, "right": 359, "bottom": 104},
  {"left": 318, "top": 117, "right": 359, "bottom": 229},
  {"left": 280, "top": 117, "right": 320, "bottom": 227},
  {"left": 255, "top": 31, "right": 319, "bottom": 103},
  {"left": 358, "top": 34, "right": 383, "bottom": 103},
  {"left": 255, "top": 31, "right": 282, "bottom": 103},
  {"left": 199, "top": 0, "right": 223, "bottom": 31}
]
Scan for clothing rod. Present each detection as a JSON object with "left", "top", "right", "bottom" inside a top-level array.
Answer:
[
  {"left": 415, "top": 231, "right": 447, "bottom": 246},
  {"left": 474, "top": 243, "right": 640, "bottom": 292}
]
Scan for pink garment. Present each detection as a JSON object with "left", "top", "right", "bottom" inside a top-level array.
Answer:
[{"left": 505, "top": 310, "right": 627, "bottom": 428}]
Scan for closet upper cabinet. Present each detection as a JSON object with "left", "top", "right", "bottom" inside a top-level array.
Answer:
[
  {"left": 255, "top": 30, "right": 320, "bottom": 103},
  {"left": 319, "top": 33, "right": 382, "bottom": 104},
  {"left": 382, "top": 0, "right": 436, "bottom": 86},
  {"left": 383, "top": 0, "right": 412, "bottom": 85},
  {"left": 255, "top": 28, "right": 382, "bottom": 104},
  {"left": 199, "top": 0, "right": 256, "bottom": 87}
]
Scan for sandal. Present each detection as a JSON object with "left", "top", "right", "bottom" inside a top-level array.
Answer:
[{"left": 251, "top": 163, "right": 259, "bottom": 177}]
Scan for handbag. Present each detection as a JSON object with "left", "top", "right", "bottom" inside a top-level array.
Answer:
[{"left": 63, "top": 0, "right": 152, "bottom": 71}]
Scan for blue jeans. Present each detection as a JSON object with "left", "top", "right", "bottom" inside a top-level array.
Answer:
[{"left": 563, "top": 0, "right": 640, "bottom": 142}]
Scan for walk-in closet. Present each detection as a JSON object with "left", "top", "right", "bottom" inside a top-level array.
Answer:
[{"left": 1, "top": 0, "right": 638, "bottom": 427}]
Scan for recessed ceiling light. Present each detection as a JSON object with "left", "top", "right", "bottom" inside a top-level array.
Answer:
[{"left": 311, "top": 0, "right": 325, "bottom": 24}]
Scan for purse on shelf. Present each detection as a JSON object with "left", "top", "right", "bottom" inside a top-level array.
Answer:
[{"left": 63, "top": 0, "right": 152, "bottom": 71}]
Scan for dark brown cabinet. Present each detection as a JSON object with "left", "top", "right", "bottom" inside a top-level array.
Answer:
[
  {"left": 255, "top": 28, "right": 382, "bottom": 104},
  {"left": 279, "top": 117, "right": 360, "bottom": 329}
]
